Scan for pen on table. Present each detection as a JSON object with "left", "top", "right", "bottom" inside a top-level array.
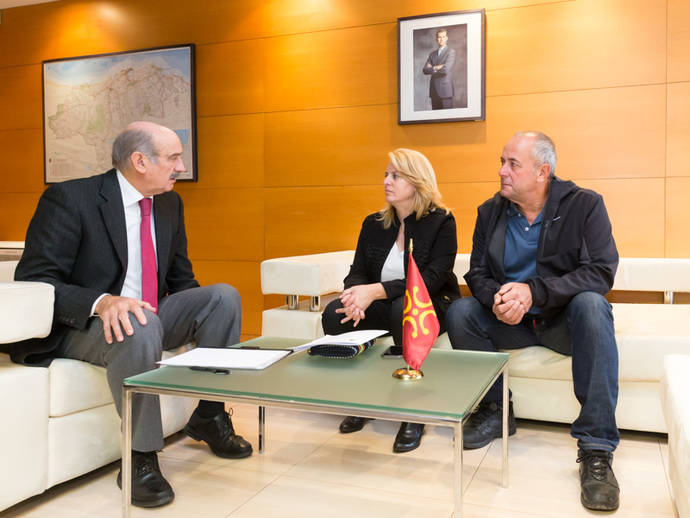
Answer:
[{"left": 189, "top": 366, "right": 230, "bottom": 375}]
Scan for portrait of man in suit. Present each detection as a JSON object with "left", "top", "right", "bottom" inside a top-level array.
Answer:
[
  {"left": 411, "top": 23, "right": 468, "bottom": 114},
  {"left": 422, "top": 28, "right": 456, "bottom": 109}
]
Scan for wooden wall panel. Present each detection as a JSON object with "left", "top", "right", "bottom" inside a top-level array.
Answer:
[
  {"left": 578, "top": 178, "right": 665, "bottom": 257},
  {"left": 441, "top": 181, "right": 499, "bottom": 253},
  {"left": 196, "top": 41, "right": 265, "bottom": 117},
  {"left": 192, "top": 260, "right": 263, "bottom": 336},
  {"left": 0, "top": 129, "right": 45, "bottom": 193},
  {"left": 668, "top": 0, "right": 690, "bottom": 82},
  {"left": 261, "top": 0, "right": 559, "bottom": 37},
  {"left": 196, "top": 114, "right": 264, "bottom": 189},
  {"left": 265, "top": 186, "right": 381, "bottom": 258},
  {"left": 666, "top": 177, "right": 690, "bottom": 257},
  {"left": 264, "top": 23, "right": 396, "bottom": 112},
  {"left": 265, "top": 84, "right": 665, "bottom": 188},
  {"left": 488, "top": 0, "right": 666, "bottom": 96},
  {"left": 667, "top": 82, "right": 690, "bottom": 177},
  {"left": 0, "top": 192, "right": 43, "bottom": 240},
  {"left": 180, "top": 187, "right": 264, "bottom": 262},
  {"left": 0, "top": 65, "right": 42, "bottom": 130},
  {"left": 0, "top": 0, "right": 264, "bottom": 68}
]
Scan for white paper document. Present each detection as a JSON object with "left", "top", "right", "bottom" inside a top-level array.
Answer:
[
  {"left": 291, "top": 329, "right": 388, "bottom": 352},
  {"left": 158, "top": 347, "right": 291, "bottom": 370}
]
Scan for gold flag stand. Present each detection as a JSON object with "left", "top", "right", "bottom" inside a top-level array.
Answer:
[{"left": 392, "top": 366, "right": 423, "bottom": 380}]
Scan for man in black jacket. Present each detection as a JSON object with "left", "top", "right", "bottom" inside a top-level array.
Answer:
[
  {"left": 13, "top": 122, "right": 252, "bottom": 508},
  {"left": 446, "top": 131, "right": 620, "bottom": 511}
]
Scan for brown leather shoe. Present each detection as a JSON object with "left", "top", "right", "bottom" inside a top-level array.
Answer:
[
  {"left": 117, "top": 451, "right": 174, "bottom": 508},
  {"left": 184, "top": 410, "right": 253, "bottom": 458}
]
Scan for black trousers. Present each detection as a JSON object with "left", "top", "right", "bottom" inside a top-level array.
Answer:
[
  {"left": 431, "top": 94, "right": 453, "bottom": 110},
  {"left": 321, "top": 297, "right": 405, "bottom": 345}
]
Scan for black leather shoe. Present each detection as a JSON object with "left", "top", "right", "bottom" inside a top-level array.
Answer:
[
  {"left": 393, "top": 422, "right": 424, "bottom": 453},
  {"left": 117, "top": 451, "right": 174, "bottom": 508},
  {"left": 463, "top": 400, "right": 516, "bottom": 450},
  {"left": 339, "top": 416, "right": 367, "bottom": 433},
  {"left": 577, "top": 449, "right": 620, "bottom": 511},
  {"left": 184, "top": 410, "right": 253, "bottom": 458}
]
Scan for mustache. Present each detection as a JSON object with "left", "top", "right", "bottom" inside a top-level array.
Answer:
[{"left": 169, "top": 172, "right": 179, "bottom": 180}]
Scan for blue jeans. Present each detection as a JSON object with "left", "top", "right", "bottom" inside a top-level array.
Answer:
[{"left": 446, "top": 292, "right": 619, "bottom": 452}]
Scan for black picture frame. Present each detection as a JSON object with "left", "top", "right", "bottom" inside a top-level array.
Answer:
[
  {"left": 398, "top": 9, "right": 485, "bottom": 124},
  {"left": 42, "top": 44, "right": 197, "bottom": 183}
]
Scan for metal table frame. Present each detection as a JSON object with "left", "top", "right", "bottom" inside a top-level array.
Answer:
[{"left": 122, "top": 362, "right": 508, "bottom": 518}]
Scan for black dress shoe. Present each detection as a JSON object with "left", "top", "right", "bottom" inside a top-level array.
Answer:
[
  {"left": 184, "top": 410, "right": 253, "bottom": 458},
  {"left": 117, "top": 451, "right": 174, "bottom": 508},
  {"left": 339, "top": 416, "right": 367, "bottom": 434},
  {"left": 577, "top": 449, "right": 620, "bottom": 511},
  {"left": 393, "top": 422, "right": 424, "bottom": 453},
  {"left": 463, "top": 400, "right": 516, "bottom": 450}
]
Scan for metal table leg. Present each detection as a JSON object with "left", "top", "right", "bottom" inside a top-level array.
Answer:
[
  {"left": 258, "top": 405, "right": 265, "bottom": 453},
  {"left": 453, "top": 421, "right": 463, "bottom": 517},
  {"left": 121, "top": 387, "right": 132, "bottom": 518},
  {"left": 502, "top": 366, "right": 509, "bottom": 488}
]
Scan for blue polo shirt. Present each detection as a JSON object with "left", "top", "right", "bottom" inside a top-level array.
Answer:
[{"left": 504, "top": 203, "right": 543, "bottom": 313}]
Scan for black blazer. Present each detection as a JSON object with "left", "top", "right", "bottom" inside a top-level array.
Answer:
[
  {"left": 344, "top": 208, "right": 461, "bottom": 318},
  {"left": 7, "top": 169, "right": 198, "bottom": 365}
]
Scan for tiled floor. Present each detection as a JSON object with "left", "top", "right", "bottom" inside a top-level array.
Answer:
[{"left": 1, "top": 404, "right": 676, "bottom": 517}]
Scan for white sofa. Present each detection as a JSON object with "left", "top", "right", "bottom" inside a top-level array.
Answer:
[
  {"left": 0, "top": 260, "right": 196, "bottom": 512},
  {"left": 261, "top": 251, "right": 690, "bottom": 434},
  {"left": 661, "top": 354, "right": 690, "bottom": 518}
]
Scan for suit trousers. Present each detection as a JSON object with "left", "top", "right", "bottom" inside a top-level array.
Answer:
[{"left": 55, "top": 284, "right": 242, "bottom": 452}]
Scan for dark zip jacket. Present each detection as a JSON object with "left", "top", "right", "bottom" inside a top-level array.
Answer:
[{"left": 465, "top": 176, "right": 619, "bottom": 319}]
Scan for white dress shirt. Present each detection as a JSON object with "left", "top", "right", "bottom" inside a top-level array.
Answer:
[
  {"left": 90, "top": 171, "right": 157, "bottom": 315},
  {"left": 380, "top": 242, "right": 404, "bottom": 282}
]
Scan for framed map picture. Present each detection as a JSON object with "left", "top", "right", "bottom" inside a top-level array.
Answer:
[
  {"left": 42, "top": 44, "right": 197, "bottom": 183},
  {"left": 398, "top": 10, "right": 485, "bottom": 124}
]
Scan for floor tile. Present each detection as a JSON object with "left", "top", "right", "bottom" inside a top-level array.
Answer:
[{"left": 227, "top": 475, "right": 454, "bottom": 518}]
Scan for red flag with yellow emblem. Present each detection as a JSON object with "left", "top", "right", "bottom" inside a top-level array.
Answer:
[{"left": 402, "top": 250, "right": 440, "bottom": 370}]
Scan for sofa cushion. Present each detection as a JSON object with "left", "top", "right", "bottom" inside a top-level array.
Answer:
[
  {"left": 0, "top": 281, "right": 54, "bottom": 344},
  {"left": 50, "top": 343, "right": 195, "bottom": 417}
]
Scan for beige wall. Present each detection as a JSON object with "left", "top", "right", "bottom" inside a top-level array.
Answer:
[{"left": 0, "top": 0, "right": 688, "bottom": 337}]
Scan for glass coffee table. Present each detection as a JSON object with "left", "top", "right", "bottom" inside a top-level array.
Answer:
[{"left": 122, "top": 337, "right": 510, "bottom": 518}]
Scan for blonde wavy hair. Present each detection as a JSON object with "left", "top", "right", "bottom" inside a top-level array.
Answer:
[{"left": 378, "top": 148, "right": 448, "bottom": 229}]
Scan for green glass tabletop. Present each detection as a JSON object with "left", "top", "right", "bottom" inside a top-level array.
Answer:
[{"left": 125, "top": 337, "right": 508, "bottom": 421}]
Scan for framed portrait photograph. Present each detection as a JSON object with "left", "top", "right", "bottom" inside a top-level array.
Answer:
[
  {"left": 398, "top": 9, "right": 485, "bottom": 124},
  {"left": 42, "top": 44, "right": 197, "bottom": 183}
]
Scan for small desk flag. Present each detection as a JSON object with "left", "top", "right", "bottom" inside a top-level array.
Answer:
[{"left": 402, "top": 244, "right": 440, "bottom": 370}]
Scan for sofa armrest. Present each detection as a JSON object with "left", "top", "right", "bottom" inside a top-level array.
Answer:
[
  {"left": 261, "top": 251, "right": 355, "bottom": 297},
  {"left": 0, "top": 281, "right": 54, "bottom": 343}
]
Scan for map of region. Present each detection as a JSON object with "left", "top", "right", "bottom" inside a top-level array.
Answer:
[{"left": 43, "top": 46, "right": 194, "bottom": 182}]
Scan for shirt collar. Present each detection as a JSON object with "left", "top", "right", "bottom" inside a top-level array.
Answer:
[
  {"left": 116, "top": 170, "right": 151, "bottom": 208},
  {"left": 507, "top": 202, "right": 544, "bottom": 224}
]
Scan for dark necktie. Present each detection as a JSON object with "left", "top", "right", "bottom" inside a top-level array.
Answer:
[{"left": 139, "top": 198, "right": 158, "bottom": 311}]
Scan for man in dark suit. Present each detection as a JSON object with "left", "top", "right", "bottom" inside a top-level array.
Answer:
[
  {"left": 422, "top": 28, "right": 456, "bottom": 110},
  {"left": 14, "top": 121, "right": 251, "bottom": 508}
]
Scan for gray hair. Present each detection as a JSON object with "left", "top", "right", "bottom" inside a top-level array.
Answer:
[
  {"left": 111, "top": 128, "right": 159, "bottom": 171},
  {"left": 515, "top": 131, "right": 557, "bottom": 176}
]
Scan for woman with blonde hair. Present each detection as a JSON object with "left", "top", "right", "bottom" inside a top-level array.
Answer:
[{"left": 321, "top": 148, "right": 460, "bottom": 453}]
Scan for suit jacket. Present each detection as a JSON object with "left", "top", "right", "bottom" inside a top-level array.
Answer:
[
  {"left": 343, "top": 209, "right": 461, "bottom": 318},
  {"left": 7, "top": 169, "right": 199, "bottom": 365},
  {"left": 422, "top": 46, "right": 456, "bottom": 99}
]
